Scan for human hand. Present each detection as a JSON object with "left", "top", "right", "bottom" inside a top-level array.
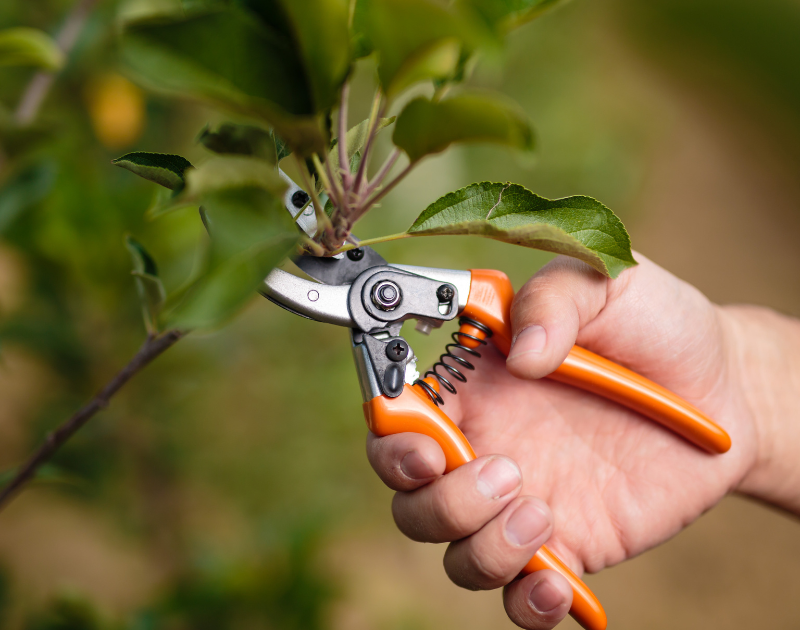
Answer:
[{"left": 367, "top": 252, "right": 769, "bottom": 629}]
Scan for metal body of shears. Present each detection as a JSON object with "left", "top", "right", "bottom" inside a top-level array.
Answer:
[{"left": 261, "top": 174, "right": 732, "bottom": 630}]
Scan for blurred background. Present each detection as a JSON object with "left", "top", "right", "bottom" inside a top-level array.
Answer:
[{"left": 1, "top": 0, "right": 800, "bottom": 628}]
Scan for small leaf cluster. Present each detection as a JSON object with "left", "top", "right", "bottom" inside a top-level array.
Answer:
[{"left": 115, "top": 0, "right": 636, "bottom": 332}]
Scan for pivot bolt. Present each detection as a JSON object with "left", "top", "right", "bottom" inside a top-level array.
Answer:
[
  {"left": 372, "top": 281, "right": 402, "bottom": 311},
  {"left": 347, "top": 248, "right": 365, "bottom": 261},
  {"left": 291, "top": 190, "right": 310, "bottom": 209},
  {"left": 386, "top": 338, "right": 409, "bottom": 362},
  {"left": 436, "top": 284, "right": 455, "bottom": 302}
]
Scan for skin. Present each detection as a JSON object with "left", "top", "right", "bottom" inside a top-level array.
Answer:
[{"left": 366, "top": 252, "right": 800, "bottom": 629}]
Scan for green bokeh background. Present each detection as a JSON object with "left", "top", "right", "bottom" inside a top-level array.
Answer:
[{"left": 1, "top": 0, "right": 800, "bottom": 628}]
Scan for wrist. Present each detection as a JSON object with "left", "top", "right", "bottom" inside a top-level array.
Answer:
[{"left": 721, "top": 305, "right": 800, "bottom": 514}]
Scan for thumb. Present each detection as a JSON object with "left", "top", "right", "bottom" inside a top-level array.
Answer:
[{"left": 506, "top": 256, "right": 610, "bottom": 380}]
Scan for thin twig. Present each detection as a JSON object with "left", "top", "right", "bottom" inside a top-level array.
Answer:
[
  {"left": 352, "top": 91, "right": 383, "bottom": 195},
  {"left": 0, "top": 329, "right": 185, "bottom": 511},
  {"left": 358, "top": 162, "right": 414, "bottom": 220},
  {"left": 338, "top": 82, "right": 352, "bottom": 189},
  {"left": 330, "top": 231, "right": 413, "bottom": 254},
  {"left": 294, "top": 154, "right": 332, "bottom": 243},
  {"left": 363, "top": 148, "right": 401, "bottom": 198},
  {"left": 15, "top": 0, "right": 101, "bottom": 126}
]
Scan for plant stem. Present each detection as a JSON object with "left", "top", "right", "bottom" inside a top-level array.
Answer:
[
  {"left": 352, "top": 91, "right": 382, "bottom": 194},
  {"left": 294, "top": 154, "right": 332, "bottom": 242},
  {"left": 15, "top": 0, "right": 100, "bottom": 126},
  {"left": 0, "top": 329, "right": 185, "bottom": 512},
  {"left": 364, "top": 148, "right": 401, "bottom": 198},
  {"left": 360, "top": 162, "right": 414, "bottom": 216},
  {"left": 338, "top": 82, "right": 351, "bottom": 189},
  {"left": 332, "top": 231, "right": 413, "bottom": 253}
]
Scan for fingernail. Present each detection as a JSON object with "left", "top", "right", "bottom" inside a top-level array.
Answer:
[
  {"left": 476, "top": 457, "right": 521, "bottom": 499},
  {"left": 505, "top": 501, "right": 550, "bottom": 546},
  {"left": 529, "top": 579, "right": 564, "bottom": 614},
  {"left": 401, "top": 451, "right": 434, "bottom": 480},
  {"left": 508, "top": 325, "right": 547, "bottom": 362}
]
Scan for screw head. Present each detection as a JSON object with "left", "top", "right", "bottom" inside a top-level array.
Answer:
[
  {"left": 372, "top": 281, "right": 402, "bottom": 311},
  {"left": 347, "top": 247, "right": 365, "bottom": 261},
  {"left": 386, "top": 338, "right": 409, "bottom": 362},
  {"left": 436, "top": 284, "right": 455, "bottom": 302},
  {"left": 291, "top": 190, "right": 310, "bottom": 209}
]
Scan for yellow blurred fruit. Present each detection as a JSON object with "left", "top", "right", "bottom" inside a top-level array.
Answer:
[{"left": 86, "top": 73, "right": 145, "bottom": 149}]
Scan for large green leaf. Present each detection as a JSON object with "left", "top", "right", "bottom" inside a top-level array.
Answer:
[
  {"left": 125, "top": 236, "right": 167, "bottom": 334},
  {"left": 406, "top": 182, "right": 636, "bottom": 278},
  {"left": 362, "top": 0, "right": 486, "bottom": 97},
  {"left": 113, "top": 152, "right": 193, "bottom": 190},
  {"left": 182, "top": 155, "right": 287, "bottom": 201},
  {"left": 393, "top": 94, "right": 534, "bottom": 163},
  {"left": 163, "top": 155, "right": 297, "bottom": 329},
  {"left": 258, "top": 0, "right": 351, "bottom": 111},
  {"left": 458, "top": 0, "right": 567, "bottom": 32},
  {"left": 122, "top": 1, "right": 349, "bottom": 155},
  {"left": 0, "top": 27, "right": 64, "bottom": 70}
]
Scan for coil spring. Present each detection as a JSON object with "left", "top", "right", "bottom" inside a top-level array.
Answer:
[{"left": 413, "top": 317, "right": 493, "bottom": 406}]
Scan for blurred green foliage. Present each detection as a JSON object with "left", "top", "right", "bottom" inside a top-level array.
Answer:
[{"left": 2, "top": 0, "right": 798, "bottom": 628}]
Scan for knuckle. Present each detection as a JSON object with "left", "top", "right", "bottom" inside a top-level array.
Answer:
[{"left": 467, "top": 546, "right": 508, "bottom": 589}]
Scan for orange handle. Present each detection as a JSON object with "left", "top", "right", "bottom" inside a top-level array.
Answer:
[
  {"left": 361, "top": 268, "right": 731, "bottom": 630},
  {"left": 364, "top": 384, "right": 608, "bottom": 630},
  {"left": 464, "top": 270, "right": 731, "bottom": 454}
]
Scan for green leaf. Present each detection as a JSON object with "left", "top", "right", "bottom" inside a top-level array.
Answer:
[
  {"left": 183, "top": 155, "right": 287, "bottom": 200},
  {"left": 0, "top": 161, "right": 57, "bottom": 233},
  {"left": 272, "top": 130, "right": 291, "bottom": 163},
  {"left": 166, "top": 189, "right": 297, "bottom": 330},
  {"left": 458, "top": 0, "right": 567, "bottom": 32},
  {"left": 153, "top": 154, "right": 288, "bottom": 217},
  {"left": 393, "top": 94, "right": 534, "bottom": 163},
  {"left": 125, "top": 236, "right": 167, "bottom": 334},
  {"left": 113, "top": 152, "right": 193, "bottom": 190},
  {"left": 0, "top": 27, "right": 64, "bottom": 70},
  {"left": 406, "top": 182, "right": 636, "bottom": 278},
  {"left": 328, "top": 116, "right": 395, "bottom": 177},
  {"left": 254, "top": 0, "right": 351, "bottom": 112},
  {"left": 362, "top": 0, "right": 486, "bottom": 97},
  {"left": 350, "top": 0, "right": 373, "bottom": 59},
  {"left": 198, "top": 122, "right": 277, "bottom": 161},
  {"left": 121, "top": 1, "right": 349, "bottom": 155},
  {"left": 162, "top": 155, "right": 297, "bottom": 329}
]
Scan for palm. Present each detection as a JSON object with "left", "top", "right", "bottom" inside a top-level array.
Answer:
[{"left": 443, "top": 264, "right": 757, "bottom": 574}]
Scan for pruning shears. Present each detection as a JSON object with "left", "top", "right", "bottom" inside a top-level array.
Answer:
[{"left": 262, "top": 174, "right": 732, "bottom": 630}]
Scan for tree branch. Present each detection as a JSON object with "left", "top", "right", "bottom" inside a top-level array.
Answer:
[
  {"left": 14, "top": 0, "right": 101, "bottom": 126},
  {"left": 0, "top": 328, "right": 185, "bottom": 511}
]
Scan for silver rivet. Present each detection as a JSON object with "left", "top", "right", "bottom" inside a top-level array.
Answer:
[
  {"left": 307, "top": 290, "right": 319, "bottom": 302},
  {"left": 303, "top": 206, "right": 314, "bottom": 216},
  {"left": 371, "top": 281, "right": 402, "bottom": 311}
]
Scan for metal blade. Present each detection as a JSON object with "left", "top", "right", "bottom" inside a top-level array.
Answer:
[
  {"left": 293, "top": 246, "right": 387, "bottom": 285},
  {"left": 279, "top": 169, "right": 387, "bottom": 285}
]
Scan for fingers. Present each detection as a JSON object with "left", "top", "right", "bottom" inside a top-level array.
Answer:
[
  {"left": 504, "top": 570, "right": 573, "bottom": 629},
  {"left": 506, "top": 256, "right": 611, "bottom": 380},
  {"left": 366, "top": 432, "right": 446, "bottom": 492},
  {"left": 443, "top": 496, "right": 553, "bottom": 590},
  {"left": 392, "top": 455, "right": 522, "bottom": 543}
]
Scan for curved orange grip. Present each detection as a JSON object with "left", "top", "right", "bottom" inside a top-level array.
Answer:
[
  {"left": 364, "top": 385, "right": 608, "bottom": 630},
  {"left": 465, "top": 269, "right": 731, "bottom": 454}
]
